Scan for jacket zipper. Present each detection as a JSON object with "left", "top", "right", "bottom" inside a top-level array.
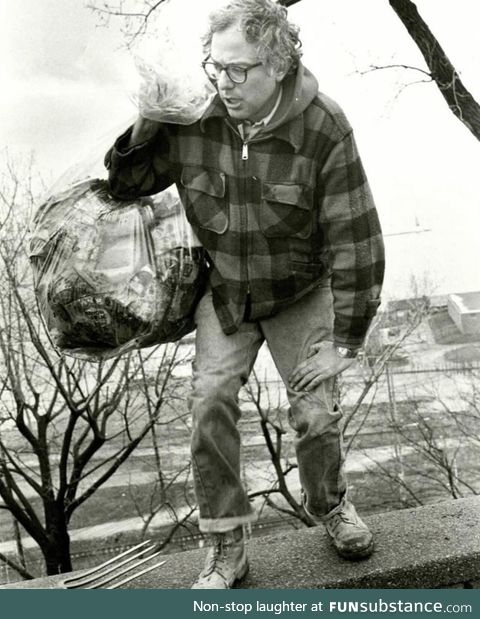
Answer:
[
  {"left": 242, "top": 144, "right": 250, "bottom": 295},
  {"left": 232, "top": 125, "right": 269, "bottom": 297},
  {"left": 239, "top": 135, "right": 269, "bottom": 295},
  {"left": 225, "top": 122, "right": 251, "bottom": 299}
]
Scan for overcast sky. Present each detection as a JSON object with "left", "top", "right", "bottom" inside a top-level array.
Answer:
[{"left": 1, "top": 0, "right": 479, "bottom": 299}]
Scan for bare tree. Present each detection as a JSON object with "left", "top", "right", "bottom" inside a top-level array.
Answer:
[
  {"left": 0, "top": 160, "right": 182, "bottom": 577},
  {"left": 343, "top": 294, "right": 432, "bottom": 454},
  {"left": 126, "top": 358, "right": 199, "bottom": 548},
  {"left": 426, "top": 369, "right": 480, "bottom": 451},
  {"left": 87, "top": 0, "right": 170, "bottom": 48},
  {"left": 244, "top": 371, "right": 315, "bottom": 528},
  {"left": 127, "top": 462, "right": 198, "bottom": 550},
  {"left": 364, "top": 372, "right": 480, "bottom": 507}
]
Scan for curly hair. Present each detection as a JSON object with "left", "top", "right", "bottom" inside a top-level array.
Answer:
[{"left": 202, "top": 0, "right": 302, "bottom": 75}]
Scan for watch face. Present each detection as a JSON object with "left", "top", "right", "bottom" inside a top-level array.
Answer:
[{"left": 336, "top": 346, "right": 356, "bottom": 358}]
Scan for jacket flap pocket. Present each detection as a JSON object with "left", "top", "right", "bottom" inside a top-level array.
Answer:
[
  {"left": 262, "top": 182, "right": 311, "bottom": 209},
  {"left": 181, "top": 166, "right": 226, "bottom": 198},
  {"left": 260, "top": 182, "right": 313, "bottom": 239}
]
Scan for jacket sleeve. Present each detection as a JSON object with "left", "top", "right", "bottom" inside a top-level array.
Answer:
[
  {"left": 317, "top": 130, "right": 385, "bottom": 349},
  {"left": 104, "top": 124, "right": 175, "bottom": 200}
]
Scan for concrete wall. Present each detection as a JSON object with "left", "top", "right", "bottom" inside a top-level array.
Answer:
[{"left": 2, "top": 497, "right": 480, "bottom": 589}]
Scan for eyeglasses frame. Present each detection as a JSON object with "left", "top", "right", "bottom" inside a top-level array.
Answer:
[{"left": 201, "top": 58, "right": 263, "bottom": 85}]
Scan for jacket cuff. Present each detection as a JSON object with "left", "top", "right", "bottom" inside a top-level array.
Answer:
[
  {"left": 366, "top": 298, "right": 382, "bottom": 317},
  {"left": 333, "top": 297, "right": 382, "bottom": 350}
]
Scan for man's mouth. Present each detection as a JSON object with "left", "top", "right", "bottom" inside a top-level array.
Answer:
[{"left": 222, "top": 97, "right": 242, "bottom": 108}]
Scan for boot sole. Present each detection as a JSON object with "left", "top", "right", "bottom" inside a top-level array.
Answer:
[
  {"left": 334, "top": 540, "right": 374, "bottom": 561},
  {"left": 191, "top": 558, "right": 249, "bottom": 589}
]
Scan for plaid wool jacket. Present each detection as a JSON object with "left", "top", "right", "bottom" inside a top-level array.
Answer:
[{"left": 105, "top": 63, "right": 385, "bottom": 349}]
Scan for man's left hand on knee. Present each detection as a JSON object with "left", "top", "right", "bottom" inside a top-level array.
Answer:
[{"left": 289, "top": 341, "right": 355, "bottom": 392}]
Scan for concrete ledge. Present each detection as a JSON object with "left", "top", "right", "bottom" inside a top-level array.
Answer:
[{"left": 3, "top": 497, "right": 480, "bottom": 589}]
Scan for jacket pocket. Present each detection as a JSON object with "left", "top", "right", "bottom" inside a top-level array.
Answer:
[
  {"left": 260, "top": 182, "right": 313, "bottom": 239},
  {"left": 181, "top": 165, "right": 228, "bottom": 234}
]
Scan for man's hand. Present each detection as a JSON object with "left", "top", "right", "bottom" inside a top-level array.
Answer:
[
  {"left": 128, "top": 116, "right": 161, "bottom": 147},
  {"left": 288, "top": 341, "right": 355, "bottom": 392}
]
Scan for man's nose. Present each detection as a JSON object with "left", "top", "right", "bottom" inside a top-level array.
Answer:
[{"left": 217, "top": 70, "right": 235, "bottom": 90}]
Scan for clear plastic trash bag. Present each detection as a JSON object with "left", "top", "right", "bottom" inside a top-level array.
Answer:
[
  {"left": 29, "top": 178, "right": 207, "bottom": 361},
  {"left": 133, "top": 25, "right": 216, "bottom": 125}
]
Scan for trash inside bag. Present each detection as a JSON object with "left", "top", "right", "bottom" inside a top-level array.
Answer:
[{"left": 29, "top": 179, "right": 207, "bottom": 361}]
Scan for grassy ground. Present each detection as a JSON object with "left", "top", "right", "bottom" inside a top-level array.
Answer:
[{"left": 444, "top": 345, "right": 480, "bottom": 363}]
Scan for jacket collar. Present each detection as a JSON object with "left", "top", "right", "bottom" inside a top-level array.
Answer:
[
  {"left": 199, "top": 62, "right": 317, "bottom": 154},
  {"left": 199, "top": 93, "right": 305, "bottom": 153}
]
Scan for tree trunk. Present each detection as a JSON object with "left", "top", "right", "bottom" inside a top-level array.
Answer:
[
  {"left": 389, "top": 0, "right": 480, "bottom": 141},
  {"left": 43, "top": 535, "right": 72, "bottom": 575},
  {"left": 43, "top": 508, "right": 72, "bottom": 575}
]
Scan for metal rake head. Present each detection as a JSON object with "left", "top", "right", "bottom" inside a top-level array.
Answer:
[{"left": 62, "top": 540, "right": 166, "bottom": 589}]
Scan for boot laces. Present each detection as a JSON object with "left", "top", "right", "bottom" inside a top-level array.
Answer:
[
  {"left": 329, "top": 511, "right": 356, "bottom": 533},
  {"left": 202, "top": 536, "right": 232, "bottom": 580}
]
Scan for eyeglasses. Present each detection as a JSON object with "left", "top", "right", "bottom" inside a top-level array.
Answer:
[{"left": 202, "top": 59, "right": 263, "bottom": 84}]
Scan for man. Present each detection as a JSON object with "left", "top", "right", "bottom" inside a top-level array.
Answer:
[{"left": 105, "top": 0, "right": 385, "bottom": 589}]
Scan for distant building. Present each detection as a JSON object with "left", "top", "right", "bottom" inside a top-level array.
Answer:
[
  {"left": 447, "top": 291, "right": 480, "bottom": 335},
  {"left": 383, "top": 295, "right": 446, "bottom": 327}
]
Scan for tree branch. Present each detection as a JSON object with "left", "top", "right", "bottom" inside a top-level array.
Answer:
[
  {"left": 389, "top": 0, "right": 480, "bottom": 141},
  {"left": 0, "top": 552, "right": 34, "bottom": 581}
]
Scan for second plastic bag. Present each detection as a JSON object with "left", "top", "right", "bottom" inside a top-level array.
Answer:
[{"left": 29, "top": 179, "right": 207, "bottom": 360}]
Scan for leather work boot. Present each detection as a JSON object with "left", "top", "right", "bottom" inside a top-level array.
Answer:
[
  {"left": 191, "top": 527, "right": 249, "bottom": 589},
  {"left": 323, "top": 501, "right": 374, "bottom": 560}
]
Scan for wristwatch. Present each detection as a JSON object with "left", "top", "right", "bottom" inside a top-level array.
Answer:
[{"left": 335, "top": 346, "right": 358, "bottom": 359}]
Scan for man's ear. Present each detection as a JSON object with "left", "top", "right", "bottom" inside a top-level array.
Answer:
[
  {"left": 274, "top": 68, "right": 288, "bottom": 83},
  {"left": 266, "top": 63, "right": 289, "bottom": 82}
]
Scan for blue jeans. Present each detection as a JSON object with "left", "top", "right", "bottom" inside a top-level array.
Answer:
[{"left": 190, "top": 283, "right": 347, "bottom": 533}]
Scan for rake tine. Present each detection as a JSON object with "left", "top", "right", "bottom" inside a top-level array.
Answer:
[
  {"left": 63, "top": 544, "right": 158, "bottom": 589},
  {"left": 62, "top": 540, "right": 154, "bottom": 588},
  {"left": 79, "top": 549, "right": 165, "bottom": 590},
  {"left": 106, "top": 559, "right": 167, "bottom": 590}
]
